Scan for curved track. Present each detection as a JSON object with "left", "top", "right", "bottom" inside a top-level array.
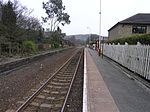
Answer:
[{"left": 16, "top": 48, "right": 83, "bottom": 112}]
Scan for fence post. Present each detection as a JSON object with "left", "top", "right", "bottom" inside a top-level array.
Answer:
[
  {"left": 125, "top": 42, "right": 128, "bottom": 45},
  {"left": 137, "top": 42, "right": 141, "bottom": 46}
]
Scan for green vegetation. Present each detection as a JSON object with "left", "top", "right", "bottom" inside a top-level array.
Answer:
[
  {"left": 22, "top": 41, "right": 37, "bottom": 55},
  {"left": 108, "top": 34, "right": 150, "bottom": 45},
  {"left": 0, "top": 0, "right": 42, "bottom": 57},
  {"left": 0, "top": 0, "right": 71, "bottom": 57},
  {"left": 49, "top": 31, "right": 62, "bottom": 48}
]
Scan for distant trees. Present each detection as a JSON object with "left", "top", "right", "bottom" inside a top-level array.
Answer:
[
  {"left": 90, "top": 34, "right": 99, "bottom": 43},
  {"left": 86, "top": 34, "right": 99, "bottom": 45},
  {"left": 66, "top": 36, "right": 85, "bottom": 46}
]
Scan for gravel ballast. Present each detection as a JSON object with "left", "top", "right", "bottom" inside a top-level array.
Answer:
[{"left": 0, "top": 48, "right": 76, "bottom": 111}]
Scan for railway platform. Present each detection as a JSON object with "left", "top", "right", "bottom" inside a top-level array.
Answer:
[
  {"left": 83, "top": 48, "right": 119, "bottom": 112},
  {"left": 84, "top": 48, "right": 150, "bottom": 112}
]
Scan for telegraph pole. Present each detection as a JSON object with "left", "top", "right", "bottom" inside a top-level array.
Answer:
[{"left": 99, "top": 0, "right": 102, "bottom": 56}]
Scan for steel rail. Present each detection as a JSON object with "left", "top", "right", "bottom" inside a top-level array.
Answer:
[
  {"left": 16, "top": 49, "right": 80, "bottom": 112},
  {"left": 61, "top": 50, "right": 83, "bottom": 112}
]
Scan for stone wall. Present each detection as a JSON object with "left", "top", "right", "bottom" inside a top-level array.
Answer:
[{"left": 109, "top": 24, "right": 150, "bottom": 40}]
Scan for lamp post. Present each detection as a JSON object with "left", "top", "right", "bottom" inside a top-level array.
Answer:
[{"left": 99, "top": 0, "right": 102, "bottom": 56}]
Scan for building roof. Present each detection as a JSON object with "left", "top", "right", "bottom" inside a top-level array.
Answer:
[{"left": 108, "top": 13, "right": 150, "bottom": 31}]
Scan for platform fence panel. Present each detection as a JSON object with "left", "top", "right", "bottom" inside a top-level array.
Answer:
[{"left": 103, "top": 44, "right": 150, "bottom": 80}]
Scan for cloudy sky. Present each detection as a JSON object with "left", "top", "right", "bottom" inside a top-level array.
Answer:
[{"left": 4, "top": 0, "right": 150, "bottom": 36}]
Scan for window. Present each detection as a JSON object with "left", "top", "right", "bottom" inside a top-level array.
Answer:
[{"left": 132, "top": 25, "right": 147, "bottom": 34}]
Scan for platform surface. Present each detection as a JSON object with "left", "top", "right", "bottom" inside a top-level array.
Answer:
[
  {"left": 84, "top": 48, "right": 119, "bottom": 112},
  {"left": 84, "top": 48, "right": 150, "bottom": 112}
]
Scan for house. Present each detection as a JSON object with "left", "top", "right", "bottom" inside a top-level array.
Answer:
[{"left": 108, "top": 13, "right": 150, "bottom": 40}]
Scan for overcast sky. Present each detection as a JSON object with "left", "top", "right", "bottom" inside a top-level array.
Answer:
[{"left": 4, "top": 0, "right": 150, "bottom": 36}]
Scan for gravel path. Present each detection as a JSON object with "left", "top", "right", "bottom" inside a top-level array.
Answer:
[{"left": 0, "top": 48, "right": 76, "bottom": 112}]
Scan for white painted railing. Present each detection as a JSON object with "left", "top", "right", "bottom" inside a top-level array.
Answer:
[{"left": 103, "top": 43, "right": 150, "bottom": 80}]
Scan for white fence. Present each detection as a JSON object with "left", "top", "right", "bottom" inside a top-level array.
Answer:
[{"left": 103, "top": 43, "right": 150, "bottom": 80}]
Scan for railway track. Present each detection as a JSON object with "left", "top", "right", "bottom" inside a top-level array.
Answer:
[{"left": 15, "top": 49, "right": 83, "bottom": 112}]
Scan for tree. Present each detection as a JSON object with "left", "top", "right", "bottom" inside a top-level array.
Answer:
[
  {"left": 0, "top": 0, "right": 43, "bottom": 56},
  {"left": 42, "top": 0, "right": 71, "bottom": 31},
  {"left": 0, "top": 0, "right": 17, "bottom": 42},
  {"left": 42, "top": 0, "right": 71, "bottom": 48},
  {"left": 38, "top": 27, "right": 44, "bottom": 43},
  {"left": 13, "top": 1, "right": 41, "bottom": 43}
]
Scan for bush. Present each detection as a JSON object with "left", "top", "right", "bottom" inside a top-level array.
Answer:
[
  {"left": 22, "top": 41, "right": 37, "bottom": 55},
  {"left": 108, "top": 34, "right": 150, "bottom": 45}
]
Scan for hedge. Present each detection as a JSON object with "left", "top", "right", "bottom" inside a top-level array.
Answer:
[{"left": 108, "top": 34, "right": 150, "bottom": 45}]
